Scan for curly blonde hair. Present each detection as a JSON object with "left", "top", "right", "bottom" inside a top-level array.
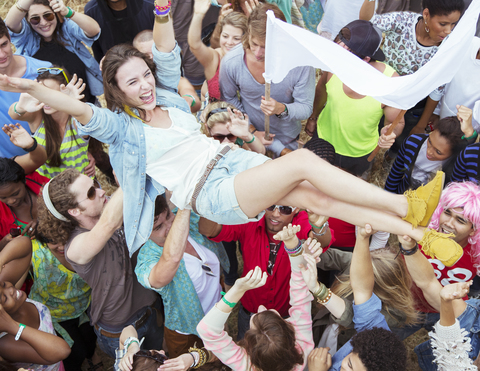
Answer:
[
  {"left": 332, "top": 247, "right": 419, "bottom": 326},
  {"left": 37, "top": 169, "right": 82, "bottom": 245}
]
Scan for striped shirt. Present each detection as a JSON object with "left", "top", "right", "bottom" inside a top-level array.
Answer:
[
  {"left": 451, "top": 143, "right": 480, "bottom": 183},
  {"left": 34, "top": 120, "right": 89, "bottom": 179}
]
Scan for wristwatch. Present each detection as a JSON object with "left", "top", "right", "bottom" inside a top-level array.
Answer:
[{"left": 276, "top": 105, "right": 288, "bottom": 119}]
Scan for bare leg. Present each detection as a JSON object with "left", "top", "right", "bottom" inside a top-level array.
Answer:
[
  {"left": 276, "top": 181, "right": 425, "bottom": 241},
  {"left": 234, "top": 149, "right": 408, "bottom": 219}
]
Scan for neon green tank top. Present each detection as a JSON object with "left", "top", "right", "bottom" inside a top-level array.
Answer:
[
  {"left": 317, "top": 64, "right": 396, "bottom": 157},
  {"left": 34, "top": 120, "right": 89, "bottom": 179}
]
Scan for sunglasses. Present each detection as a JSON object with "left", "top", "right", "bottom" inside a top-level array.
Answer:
[
  {"left": 78, "top": 179, "right": 101, "bottom": 204},
  {"left": 201, "top": 263, "right": 215, "bottom": 277},
  {"left": 37, "top": 67, "right": 69, "bottom": 84},
  {"left": 29, "top": 12, "right": 55, "bottom": 26},
  {"left": 134, "top": 350, "right": 168, "bottom": 364},
  {"left": 266, "top": 205, "right": 295, "bottom": 215},
  {"left": 212, "top": 133, "right": 237, "bottom": 143}
]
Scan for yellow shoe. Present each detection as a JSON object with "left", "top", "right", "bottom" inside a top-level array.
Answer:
[
  {"left": 403, "top": 171, "right": 445, "bottom": 229},
  {"left": 419, "top": 228, "right": 463, "bottom": 267}
]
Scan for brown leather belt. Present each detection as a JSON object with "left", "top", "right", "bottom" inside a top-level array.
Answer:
[
  {"left": 94, "top": 307, "right": 152, "bottom": 338},
  {"left": 191, "top": 146, "right": 231, "bottom": 215}
]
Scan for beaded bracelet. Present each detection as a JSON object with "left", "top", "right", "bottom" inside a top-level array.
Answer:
[
  {"left": 15, "top": 323, "right": 26, "bottom": 341},
  {"left": 220, "top": 291, "right": 236, "bottom": 308},
  {"left": 154, "top": 0, "right": 171, "bottom": 15},
  {"left": 189, "top": 347, "right": 207, "bottom": 369},
  {"left": 318, "top": 289, "right": 332, "bottom": 305},
  {"left": 284, "top": 239, "right": 302, "bottom": 255}
]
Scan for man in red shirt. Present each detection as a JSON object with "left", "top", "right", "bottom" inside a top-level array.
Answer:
[{"left": 199, "top": 206, "right": 333, "bottom": 339}]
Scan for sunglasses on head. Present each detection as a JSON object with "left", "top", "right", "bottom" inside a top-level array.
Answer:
[
  {"left": 134, "top": 350, "right": 168, "bottom": 364},
  {"left": 212, "top": 133, "right": 237, "bottom": 143},
  {"left": 29, "top": 12, "right": 55, "bottom": 26},
  {"left": 37, "top": 67, "right": 70, "bottom": 84},
  {"left": 78, "top": 179, "right": 101, "bottom": 204},
  {"left": 266, "top": 205, "right": 295, "bottom": 215}
]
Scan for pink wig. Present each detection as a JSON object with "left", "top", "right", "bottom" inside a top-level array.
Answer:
[{"left": 429, "top": 181, "right": 480, "bottom": 272}]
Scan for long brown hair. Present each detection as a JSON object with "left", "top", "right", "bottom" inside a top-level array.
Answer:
[
  {"left": 36, "top": 67, "right": 77, "bottom": 167},
  {"left": 240, "top": 310, "right": 304, "bottom": 371},
  {"left": 102, "top": 44, "right": 157, "bottom": 116},
  {"left": 27, "top": 0, "right": 67, "bottom": 46},
  {"left": 332, "top": 247, "right": 419, "bottom": 325}
]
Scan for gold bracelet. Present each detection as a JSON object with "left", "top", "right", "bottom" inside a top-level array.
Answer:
[
  {"left": 15, "top": 0, "right": 28, "bottom": 12},
  {"left": 318, "top": 289, "right": 332, "bottom": 305},
  {"left": 311, "top": 283, "right": 324, "bottom": 297}
]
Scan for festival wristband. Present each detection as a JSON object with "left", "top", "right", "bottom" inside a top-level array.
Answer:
[{"left": 15, "top": 323, "right": 26, "bottom": 341}]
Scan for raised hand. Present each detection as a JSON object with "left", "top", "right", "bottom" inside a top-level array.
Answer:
[
  {"left": 49, "top": 0, "right": 68, "bottom": 16},
  {"left": 308, "top": 348, "right": 332, "bottom": 371},
  {"left": 0, "top": 74, "right": 34, "bottom": 93},
  {"left": 220, "top": 3, "right": 233, "bottom": 17},
  {"left": 193, "top": 0, "right": 211, "bottom": 15},
  {"left": 234, "top": 266, "right": 268, "bottom": 293},
  {"left": 300, "top": 253, "right": 319, "bottom": 292},
  {"left": 302, "top": 237, "right": 322, "bottom": 262},
  {"left": 273, "top": 223, "right": 301, "bottom": 243},
  {"left": 2, "top": 124, "right": 35, "bottom": 150},
  {"left": 456, "top": 105, "right": 474, "bottom": 138},
  {"left": 440, "top": 281, "right": 472, "bottom": 302},
  {"left": 358, "top": 224, "right": 375, "bottom": 240},
  {"left": 307, "top": 209, "right": 328, "bottom": 228},
  {"left": 226, "top": 108, "right": 250, "bottom": 138},
  {"left": 244, "top": 0, "right": 259, "bottom": 15},
  {"left": 60, "top": 74, "right": 86, "bottom": 101},
  {"left": 17, "top": 91, "right": 43, "bottom": 113}
]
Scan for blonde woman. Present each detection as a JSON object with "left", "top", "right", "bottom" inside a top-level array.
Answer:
[{"left": 203, "top": 101, "right": 265, "bottom": 154}]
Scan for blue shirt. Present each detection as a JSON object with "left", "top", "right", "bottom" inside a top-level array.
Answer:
[
  {"left": 0, "top": 55, "right": 51, "bottom": 158},
  {"left": 330, "top": 294, "right": 390, "bottom": 371},
  {"left": 10, "top": 18, "right": 103, "bottom": 96},
  {"left": 135, "top": 212, "right": 229, "bottom": 336},
  {"left": 77, "top": 43, "right": 190, "bottom": 255}
]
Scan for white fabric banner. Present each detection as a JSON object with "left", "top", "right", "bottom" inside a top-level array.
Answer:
[{"left": 264, "top": 0, "right": 480, "bottom": 109}]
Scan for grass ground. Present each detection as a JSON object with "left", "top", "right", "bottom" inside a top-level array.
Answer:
[{"left": 1, "top": 2, "right": 428, "bottom": 369}]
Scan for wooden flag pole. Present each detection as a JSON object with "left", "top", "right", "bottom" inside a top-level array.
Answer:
[
  {"left": 264, "top": 82, "right": 271, "bottom": 141},
  {"left": 367, "top": 109, "right": 407, "bottom": 162}
]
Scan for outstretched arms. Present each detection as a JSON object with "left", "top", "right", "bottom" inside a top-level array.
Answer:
[{"left": 350, "top": 224, "right": 375, "bottom": 305}]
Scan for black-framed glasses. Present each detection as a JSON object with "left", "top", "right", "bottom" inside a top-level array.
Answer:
[
  {"left": 37, "top": 67, "right": 69, "bottom": 84},
  {"left": 266, "top": 205, "right": 295, "bottom": 215},
  {"left": 78, "top": 179, "right": 101, "bottom": 204},
  {"left": 212, "top": 133, "right": 237, "bottom": 143},
  {"left": 29, "top": 12, "right": 55, "bottom": 26},
  {"left": 134, "top": 350, "right": 168, "bottom": 364}
]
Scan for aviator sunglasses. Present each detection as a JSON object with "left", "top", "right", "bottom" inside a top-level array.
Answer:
[
  {"left": 266, "top": 205, "right": 295, "bottom": 215},
  {"left": 37, "top": 67, "right": 70, "bottom": 84},
  {"left": 29, "top": 12, "right": 55, "bottom": 26},
  {"left": 78, "top": 179, "right": 102, "bottom": 204},
  {"left": 212, "top": 133, "right": 237, "bottom": 142}
]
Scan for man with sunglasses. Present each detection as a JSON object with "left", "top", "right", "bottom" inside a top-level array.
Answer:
[
  {"left": 199, "top": 204, "right": 334, "bottom": 339},
  {"left": 0, "top": 19, "right": 51, "bottom": 158},
  {"left": 38, "top": 171, "right": 164, "bottom": 359}
]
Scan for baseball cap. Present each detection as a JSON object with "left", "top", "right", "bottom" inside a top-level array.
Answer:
[{"left": 338, "top": 20, "right": 386, "bottom": 62}]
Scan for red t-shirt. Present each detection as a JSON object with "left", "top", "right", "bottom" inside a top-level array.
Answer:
[
  {"left": 210, "top": 211, "right": 333, "bottom": 316},
  {"left": 413, "top": 243, "right": 476, "bottom": 313},
  {"left": 328, "top": 218, "right": 355, "bottom": 248},
  {"left": 0, "top": 171, "right": 49, "bottom": 239}
]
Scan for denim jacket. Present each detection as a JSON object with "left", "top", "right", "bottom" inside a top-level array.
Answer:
[
  {"left": 77, "top": 43, "right": 191, "bottom": 255},
  {"left": 10, "top": 18, "right": 104, "bottom": 96}
]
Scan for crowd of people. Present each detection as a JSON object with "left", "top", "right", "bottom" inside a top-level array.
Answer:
[{"left": 0, "top": 0, "right": 479, "bottom": 370}]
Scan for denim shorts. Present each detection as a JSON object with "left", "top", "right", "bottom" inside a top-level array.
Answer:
[{"left": 194, "top": 149, "right": 270, "bottom": 225}]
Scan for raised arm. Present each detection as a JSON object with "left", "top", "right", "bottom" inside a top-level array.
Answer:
[
  {"left": 66, "top": 187, "right": 124, "bottom": 265},
  {"left": 148, "top": 209, "right": 191, "bottom": 288},
  {"left": 8, "top": 93, "right": 43, "bottom": 130},
  {"left": 226, "top": 108, "right": 266, "bottom": 154},
  {"left": 0, "top": 236, "right": 32, "bottom": 285},
  {"left": 0, "top": 303, "right": 71, "bottom": 364},
  {"left": 2, "top": 124, "right": 47, "bottom": 174},
  {"left": 359, "top": 0, "right": 375, "bottom": 20},
  {"left": 0, "top": 75, "right": 93, "bottom": 125},
  {"left": 350, "top": 224, "right": 375, "bottom": 305},
  {"left": 198, "top": 217, "right": 223, "bottom": 238},
  {"left": 4, "top": 0, "right": 33, "bottom": 33},
  {"left": 51, "top": 0, "right": 100, "bottom": 37},
  {"left": 153, "top": 0, "right": 176, "bottom": 53},
  {"left": 188, "top": 0, "right": 219, "bottom": 79},
  {"left": 439, "top": 282, "right": 471, "bottom": 326}
]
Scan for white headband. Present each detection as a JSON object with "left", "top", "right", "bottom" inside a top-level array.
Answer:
[{"left": 43, "top": 181, "right": 70, "bottom": 222}]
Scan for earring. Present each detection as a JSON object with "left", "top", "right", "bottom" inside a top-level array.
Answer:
[{"left": 425, "top": 20, "right": 430, "bottom": 33}]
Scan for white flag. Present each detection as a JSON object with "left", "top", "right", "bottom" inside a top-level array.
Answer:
[{"left": 264, "top": 0, "right": 480, "bottom": 109}]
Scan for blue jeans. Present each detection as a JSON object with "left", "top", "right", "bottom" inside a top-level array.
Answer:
[
  {"left": 415, "top": 299, "right": 480, "bottom": 371},
  {"left": 237, "top": 304, "right": 252, "bottom": 341},
  {"left": 94, "top": 300, "right": 164, "bottom": 358},
  {"left": 391, "top": 312, "right": 440, "bottom": 340}
]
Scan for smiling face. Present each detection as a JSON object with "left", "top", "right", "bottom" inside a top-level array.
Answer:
[
  {"left": 116, "top": 57, "right": 156, "bottom": 110},
  {"left": 0, "top": 281, "right": 27, "bottom": 314},
  {"left": 340, "top": 352, "right": 367, "bottom": 371},
  {"left": 220, "top": 24, "right": 244, "bottom": 53},
  {"left": 264, "top": 206, "right": 298, "bottom": 234},
  {"left": 438, "top": 207, "right": 475, "bottom": 247},
  {"left": 424, "top": 9, "right": 461, "bottom": 44},
  {"left": 208, "top": 122, "right": 236, "bottom": 144},
  {"left": 28, "top": 4, "right": 57, "bottom": 42},
  {"left": 426, "top": 130, "right": 453, "bottom": 161},
  {"left": 68, "top": 175, "right": 106, "bottom": 222},
  {"left": 0, "top": 182, "right": 27, "bottom": 208},
  {"left": 47, "top": 242, "right": 66, "bottom": 257}
]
